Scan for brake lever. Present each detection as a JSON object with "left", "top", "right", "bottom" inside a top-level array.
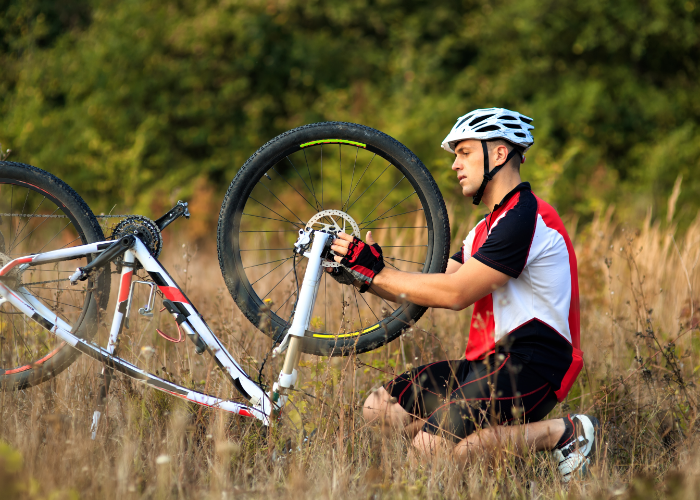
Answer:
[{"left": 154, "top": 201, "right": 190, "bottom": 231}]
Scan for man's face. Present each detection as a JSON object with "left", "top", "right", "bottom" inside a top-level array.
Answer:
[{"left": 451, "top": 139, "right": 485, "bottom": 197}]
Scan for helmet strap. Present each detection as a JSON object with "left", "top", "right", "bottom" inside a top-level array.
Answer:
[{"left": 472, "top": 141, "right": 521, "bottom": 206}]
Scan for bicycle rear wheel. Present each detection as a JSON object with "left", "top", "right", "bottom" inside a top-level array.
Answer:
[
  {"left": 217, "top": 122, "right": 450, "bottom": 356},
  {"left": 0, "top": 162, "right": 109, "bottom": 389}
]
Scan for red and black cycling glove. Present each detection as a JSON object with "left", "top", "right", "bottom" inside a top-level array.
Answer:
[{"left": 331, "top": 236, "right": 384, "bottom": 292}]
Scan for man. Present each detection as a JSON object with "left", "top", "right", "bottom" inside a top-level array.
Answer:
[{"left": 329, "top": 108, "right": 599, "bottom": 481}]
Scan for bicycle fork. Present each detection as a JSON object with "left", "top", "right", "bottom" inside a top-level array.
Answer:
[{"left": 269, "top": 230, "right": 331, "bottom": 414}]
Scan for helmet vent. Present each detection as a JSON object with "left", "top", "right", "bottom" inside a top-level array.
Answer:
[
  {"left": 475, "top": 125, "right": 500, "bottom": 132},
  {"left": 456, "top": 116, "right": 472, "bottom": 129},
  {"left": 501, "top": 115, "right": 518, "bottom": 121},
  {"left": 503, "top": 123, "right": 522, "bottom": 129},
  {"left": 519, "top": 116, "right": 533, "bottom": 124},
  {"left": 514, "top": 132, "right": 527, "bottom": 138},
  {"left": 469, "top": 114, "right": 494, "bottom": 126}
]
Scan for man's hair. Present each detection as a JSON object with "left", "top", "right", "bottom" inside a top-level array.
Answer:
[{"left": 486, "top": 139, "right": 524, "bottom": 171}]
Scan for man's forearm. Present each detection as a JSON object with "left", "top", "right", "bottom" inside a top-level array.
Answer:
[{"left": 371, "top": 268, "right": 467, "bottom": 309}]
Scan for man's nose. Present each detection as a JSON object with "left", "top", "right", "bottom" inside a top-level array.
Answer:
[{"left": 451, "top": 159, "right": 460, "bottom": 171}]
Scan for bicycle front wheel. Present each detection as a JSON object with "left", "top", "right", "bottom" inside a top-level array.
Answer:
[
  {"left": 0, "top": 162, "right": 110, "bottom": 389},
  {"left": 217, "top": 122, "right": 450, "bottom": 356}
]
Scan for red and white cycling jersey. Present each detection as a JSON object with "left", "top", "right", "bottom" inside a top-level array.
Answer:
[{"left": 451, "top": 182, "right": 583, "bottom": 401}]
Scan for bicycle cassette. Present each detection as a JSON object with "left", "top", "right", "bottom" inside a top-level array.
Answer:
[{"left": 111, "top": 215, "right": 163, "bottom": 258}]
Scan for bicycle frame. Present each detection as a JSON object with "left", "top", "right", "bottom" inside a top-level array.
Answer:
[{"left": 0, "top": 230, "right": 332, "bottom": 434}]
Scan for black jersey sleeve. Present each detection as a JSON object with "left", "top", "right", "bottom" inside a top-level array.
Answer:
[
  {"left": 450, "top": 248, "right": 464, "bottom": 264},
  {"left": 472, "top": 191, "right": 538, "bottom": 278}
]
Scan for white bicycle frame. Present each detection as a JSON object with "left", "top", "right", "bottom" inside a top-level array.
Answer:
[{"left": 0, "top": 229, "right": 332, "bottom": 434}]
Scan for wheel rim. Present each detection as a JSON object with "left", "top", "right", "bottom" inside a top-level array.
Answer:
[
  {"left": 0, "top": 178, "right": 96, "bottom": 374},
  {"left": 232, "top": 138, "right": 435, "bottom": 343}
]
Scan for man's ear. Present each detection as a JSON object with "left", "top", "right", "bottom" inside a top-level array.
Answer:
[{"left": 492, "top": 144, "right": 509, "bottom": 164}]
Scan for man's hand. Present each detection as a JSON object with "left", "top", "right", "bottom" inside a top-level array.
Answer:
[{"left": 328, "top": 231, "right": 384, "bottom": 292}]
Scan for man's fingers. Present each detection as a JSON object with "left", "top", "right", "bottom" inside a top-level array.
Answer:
[
  {"left": 336, "top": 232, "right": 354, "bottom": 242},
  {"left": 331, "top": 243, "right": 349, "bottom": 256},
  {"left": 366, "top": 231, "right": 376, "bottom": 246}
]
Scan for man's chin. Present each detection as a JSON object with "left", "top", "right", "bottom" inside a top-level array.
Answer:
[{"left": 461, "top": 187, "right": 476, "bottom": 197}]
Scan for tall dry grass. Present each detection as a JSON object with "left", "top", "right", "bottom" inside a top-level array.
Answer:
[{"left": 2, "top": 200, "right": 700, "bottom": 499}]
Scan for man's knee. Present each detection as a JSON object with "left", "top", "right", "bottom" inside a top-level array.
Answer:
[
  {"left": 363, "top": 386, "right": 409, "bottom": 428},
  {"left": 363, "top": 386, "right": 389, "bottom": 422},
  {"left": 412, "top": 430, "right": 432, "bottom": 454}
]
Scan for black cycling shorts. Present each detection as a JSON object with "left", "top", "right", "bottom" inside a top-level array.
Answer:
[{"left": 384, "top": 354, "right": 557, "bottom": 442}]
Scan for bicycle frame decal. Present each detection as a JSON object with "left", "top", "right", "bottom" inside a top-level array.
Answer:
[{"left": 0, "top": 238, "right": 273, "bottom": 425}]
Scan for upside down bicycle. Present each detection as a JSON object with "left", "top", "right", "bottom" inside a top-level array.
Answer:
[{"left": 0, "top": 122, "right": 450, "bottom": 435}]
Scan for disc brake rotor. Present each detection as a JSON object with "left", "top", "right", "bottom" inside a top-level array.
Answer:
[{"left": 305, "top": 210, "right": 360, "bottom": 268}]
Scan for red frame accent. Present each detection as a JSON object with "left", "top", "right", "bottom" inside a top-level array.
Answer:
[
  {"left": 0, "top": 257, "right": 33, "bottom": 277},
  {"left": 159, "top": 286, "right": 189, "bottom": 304},
  {"left": 117, "top": 271, "right": 134, "bottom": 302}
]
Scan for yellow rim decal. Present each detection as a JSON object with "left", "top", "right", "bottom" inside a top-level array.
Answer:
[
  {"left": 312, "top": 324, "right": 380, "bottom": 339},
  {"left": 300, "top": 139, "right": 366, "bottom": 148}
]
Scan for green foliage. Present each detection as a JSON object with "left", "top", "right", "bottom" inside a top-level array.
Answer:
[{"left": 1, "top": 0, "right": 698, "bottom": 224}]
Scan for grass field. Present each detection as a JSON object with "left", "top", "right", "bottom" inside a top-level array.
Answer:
[{"left": 1, "top": 198, "right": 700, "bottom": 499}]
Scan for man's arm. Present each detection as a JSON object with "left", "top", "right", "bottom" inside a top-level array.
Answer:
[
  {"left": 362, "top": 255, "right": 464, "bottom": 303},
  {"left": 371, "top": 258, "right": 509, "bottom": 310},
  {"left": 331, "top": 232, "right": 510, "bottom": 310}
]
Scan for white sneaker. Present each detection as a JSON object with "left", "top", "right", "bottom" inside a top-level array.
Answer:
[{"left": 552, "top": 414, "right": 600, "bottom": 482}]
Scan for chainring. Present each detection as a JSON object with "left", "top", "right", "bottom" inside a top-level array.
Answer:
[{"left": 111, "top": 215, "right": 163, "bottom": 258}]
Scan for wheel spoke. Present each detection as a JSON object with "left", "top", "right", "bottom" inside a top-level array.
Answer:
[
  {"left": 251, "top": 258, "right": 292, "bottom": 286},
  {"left": 347, "top": 162, "right": 391, "bottom": 212},
  {"left": 357, "top": 291, "right": 380, "bottom": 322},
  {"left": 344, "top": 147, "right": 360, "bottom": 213},
  {"left": 343, "top": 153, "right": 376, "bottom": 212},
  {"left": 9, "top": 189, "right": 31, "bottom": 250},
  {"left": 351, "top": 286, "right": 364, "bottom": 331},
  {"left": 362, "top": 226, "right": 428, "bottom": 230},
  {"left": 249, "top": 197, "right": 304, "bottom": 229},
  {"left": 287, "top": 156, "right": 321, "bottom": 211},
  {"left": 243, "top": 256, "right": 293, "bottom": 270},
  {"left": 11, "top": 203, "right": 61, "bottom": 250},
  {"left": 360, "top": 192, "right": 418, "bottom": 229},
  {"left": 243, "top": 213, "right": 301, "bottom": 226},
  {"left": 262, "top": 265, "right": 295, "bottom": 300},
  {"left": 8, "top": 314, "right": 39, "bottom": 363},
  {"left": 271, "top": 165, "right": 318, "bottom": 213},
  {"left": 240, "top": 248, "right": 292, "bottom": 252},
  {"left": 255, "top": 183, "right": 306, "bottom": 227},
  {"left": 384, "top": 256, "right": 425, "bottom": 266},
  {"left": 240, "top": 229, "right": 300, "bottom": 233},
  {"left": 302, "top": 149, "right": 321, "bottom": 210},
  {"left": 360, "top": 208, "right": 423, "bottom": 227},
  {"left": 358, "top": 176, "right": 406, "bottom": 226},
  {"left": 274, "top": 289, "right": 297, "bottom": 316}
]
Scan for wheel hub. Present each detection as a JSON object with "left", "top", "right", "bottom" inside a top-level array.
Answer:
[{"left": 305, "top": 210, "right": 360, "bottom": 267}]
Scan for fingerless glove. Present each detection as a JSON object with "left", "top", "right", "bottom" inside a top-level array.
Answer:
[{"left": 338, "top": 237, "right": 384, "bottom": 292}]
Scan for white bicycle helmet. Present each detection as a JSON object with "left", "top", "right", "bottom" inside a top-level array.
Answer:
[
  {"left": 441, "top": 107, "right": 535, "bottom": 205},
  {"left": 441, "top": 107, "right": 534, "bottom": 154}
]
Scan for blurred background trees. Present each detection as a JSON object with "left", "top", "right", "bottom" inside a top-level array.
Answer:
[{"left": 1, "top": 0, "right": 698, "bottom": 227}]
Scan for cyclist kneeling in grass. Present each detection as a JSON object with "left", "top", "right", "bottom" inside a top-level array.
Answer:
[{"left": 329, "top": 108, "right": 599, "bottom": 481}]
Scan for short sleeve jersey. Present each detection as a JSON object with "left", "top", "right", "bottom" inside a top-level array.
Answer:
[{"left": 451, "top": 182, "right": 583, "bottom": 401}]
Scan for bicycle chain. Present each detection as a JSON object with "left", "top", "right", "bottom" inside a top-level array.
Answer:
[{"left": 0, "top": 213, "right": 132, "bottom": 219}]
